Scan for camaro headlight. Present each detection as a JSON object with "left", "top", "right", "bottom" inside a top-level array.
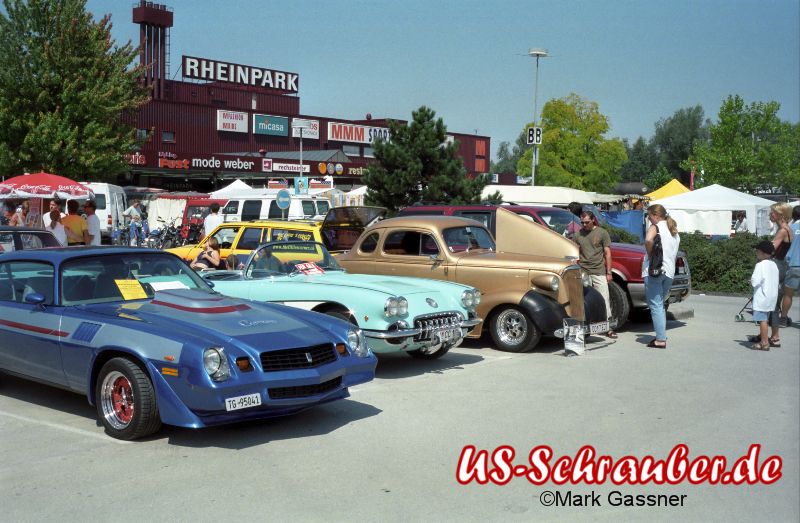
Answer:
[
  {"left": 582, "top": 272, "right": 592, "bottom": 287},
  {"left": 347, "top": 328, "right": 370, "bottom": 358},
  {"left": 384, "top": 297, "right": 401, "bottom": 317},
  {"left": 203, "top": 347, "right": 231, "bottom": 382}
]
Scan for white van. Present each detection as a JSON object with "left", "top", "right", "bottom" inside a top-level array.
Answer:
[
  {"left": 81, "top": 182, "right": 127, "bottom": 242},
  {"left": 222, "top": 195, "right": 331, "bottom": 222}
]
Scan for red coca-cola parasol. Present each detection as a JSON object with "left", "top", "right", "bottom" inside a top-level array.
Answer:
[{"left": 0, "top": 171, "right": 93, "bottom": 200}]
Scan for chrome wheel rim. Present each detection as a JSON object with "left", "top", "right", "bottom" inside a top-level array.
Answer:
[
  {"left": 496, "top": 309, "right": 527, "bottom": 346},
  {"left": 100, "top": 371, "right": 135, "bottom": 430}
]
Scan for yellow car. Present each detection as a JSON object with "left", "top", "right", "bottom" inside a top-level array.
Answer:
[{"left": 166, "top": 220, "right": 323, "bottom": 264}]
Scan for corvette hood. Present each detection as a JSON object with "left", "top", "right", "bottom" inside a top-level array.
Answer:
[
  {"left": 82, "top": 289, "right": 335, "bottom": 348},
  {"left": 270, "top": 271, "right": 467, "bottom": 296}
]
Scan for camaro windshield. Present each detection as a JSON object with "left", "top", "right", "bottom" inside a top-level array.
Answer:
[
  {"left": 61, "top": 253, "right": 211, "bottom": 305},
  {"left": 442, "top": 226, "right": 495, "bottom": 253},
  {"left": 246, "top": 241, "right": 342, "bottom": 279}
]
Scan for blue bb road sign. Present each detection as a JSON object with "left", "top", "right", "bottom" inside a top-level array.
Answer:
[{"left": 276, "top": 189, "right": 291, "bottom": 210}]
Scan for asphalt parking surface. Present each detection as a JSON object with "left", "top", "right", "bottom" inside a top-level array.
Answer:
[{"left": 1, "top": 294, "right": 798, "bottom": 522}]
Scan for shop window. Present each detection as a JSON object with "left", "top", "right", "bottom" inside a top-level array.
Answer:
[
  {"left": 136, "top": 129, "right": 149, "bottom": 140},
  {"left": 162, "top": 131, "right": 175, "bottom": 143},
  {"left": 363, "top": 147, "right": 375, "bottom": 158},
  {"left": 475, "top": 158, "right": 486, "bottom": 172},
  {"left": 476, "top": 140, "right": 486, "bottom": 156},
  {"left": 343, "top": 145, "right": 360, "bottom": 157}
]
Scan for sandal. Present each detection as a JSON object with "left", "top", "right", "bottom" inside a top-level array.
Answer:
[
  {"left": 606, "top": 330, "right": 618, "bottom": 339},
  {"left": 769, "top": 337, "right": 781, "bottom": 348},
  {"left": 751, "top": 342, "right": 770, "bottom": 351},
  {"left": 646, "top": 339, "right": 667, "bottom": 349}
]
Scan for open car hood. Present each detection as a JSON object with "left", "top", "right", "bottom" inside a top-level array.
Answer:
[
  {"left": 320, "top": 206, "right": 387, "bottom": 252},
  {"left": 494, "top": 207, "right": 579, "bottom": 259}
]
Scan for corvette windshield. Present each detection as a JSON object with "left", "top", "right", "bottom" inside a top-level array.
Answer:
[
  {"left": 61, "top": 253, "right": 210, "bottom": 305},
  {"left": 246, "top": 241, "right": 342, "bottom": 279},
  {"left": 442, "top": 226, "right": 495, "bottom": 253}
]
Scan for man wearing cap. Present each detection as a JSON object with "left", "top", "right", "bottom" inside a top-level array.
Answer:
[{"left": 750, "top": 240, "right": 779, "bottom": 350}]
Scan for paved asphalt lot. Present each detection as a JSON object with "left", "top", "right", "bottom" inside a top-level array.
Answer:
[{"left": 1, "top": 294, "right": 798, "bottom": 522}]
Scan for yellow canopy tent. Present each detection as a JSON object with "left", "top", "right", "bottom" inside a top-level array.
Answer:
[{"left": 645, "top": 179, "right": 690, "bottom": 200}]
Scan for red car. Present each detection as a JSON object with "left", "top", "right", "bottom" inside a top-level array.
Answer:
[{"left": 397, "top": 204, "right": 691, "bottom": 327}]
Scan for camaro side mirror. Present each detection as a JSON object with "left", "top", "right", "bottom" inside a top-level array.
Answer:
[{"left": 24, "top": 292, "right": 46, "bottom": 305}]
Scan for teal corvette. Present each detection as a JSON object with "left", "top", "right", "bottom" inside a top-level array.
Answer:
[{"left": 203, "top": 241, "right": 481, "bottom": 359}]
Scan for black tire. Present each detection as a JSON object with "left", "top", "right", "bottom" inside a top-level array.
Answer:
[
  {"left": 608, "top": 281, "right": 630, "bottom": 329},
  {"left": 488, "top": 305, "right": 541, "bottom": 352},
  {"left": 95, "top": 358, "right": 161, "bottom": 440},
  {"left": 324, "top": 310, "right": 357, "bottom": 325},
  {"left": 161, "top": 238, "right": 174, "bottom": 250},
  {"left": 408, "top": 345, "right": 451, "bottom": 359}
]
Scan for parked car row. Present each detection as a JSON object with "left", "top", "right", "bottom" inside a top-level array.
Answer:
[{"left": 0, "top": 204, "right": 691, "bottom": 441}]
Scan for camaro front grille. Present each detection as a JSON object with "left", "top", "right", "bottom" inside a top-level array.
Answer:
[
  {"left": 260, "top": 343, "right": 336, "bottom": 371},
  {"left": 413, "top": 312, "right": 462, "bottom": 342},
  {"left": 268, "top": 377, "right": 343, "bottom": 399}
]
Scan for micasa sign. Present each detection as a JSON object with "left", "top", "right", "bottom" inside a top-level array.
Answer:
[{"left": 182, "top": 56, "right": 299, "bottom": 94}]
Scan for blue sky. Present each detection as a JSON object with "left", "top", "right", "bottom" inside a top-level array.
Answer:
[{"left": 87, "top": 0, "right": 799, "bottom": 159}]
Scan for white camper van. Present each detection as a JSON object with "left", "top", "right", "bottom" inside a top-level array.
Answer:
[
  {"left": 81, "top": 182, "right": 127, "bottom": 242},
  {"left": 221, "top": 194, "right": 331, "bottom": 222}
]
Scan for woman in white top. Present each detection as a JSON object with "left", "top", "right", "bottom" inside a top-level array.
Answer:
[
  {"left": 642, "top": 204, "right": 680, "bottom": 348},
  {"left": 47, "top": 210, "right": 68, "bottom": 246}
]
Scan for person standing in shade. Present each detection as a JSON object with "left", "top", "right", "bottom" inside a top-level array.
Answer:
[
  {"left": 46, "top": 210, "right": 68, "bottom": 246},
  {"left": 642, "top": 204, "right": 680, "bottom": 349},
  {"left": 84, "top": 200, "right": 102, "bottom": 246},
  {"left": 573, "top": 210, "right": 617, "bottom": 339},
  {"left": 766, "top": 202, "right": 794, "bottom": 343},
  {"left": 201, "top": 202, "right": 223, "bottom": 241},
  {"left": 61, "top": 200, "right": 90, "bottom": 246},
  {"left": 123, "top": 199, "right": 145, "bottom": 246}
]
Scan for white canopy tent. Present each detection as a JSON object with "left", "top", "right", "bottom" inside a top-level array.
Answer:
[
  {"left": 650, "top": 184, "right": 775, "bottom": 236},
  {"left": 481, "top": 185, "right": 593, "bottom": 206},
  {"left": 210, "top": 179, "right": 253, "bottom": 198}
]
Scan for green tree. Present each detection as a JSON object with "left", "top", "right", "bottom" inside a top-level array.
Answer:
[
  {"left": 490, "top": 130, "right": 528, "bottom": 174},
  {"left": 363, "top": 106, "right": 488, "bottom": 214},
  {"left": 618, "top": 136, "right": 658, "bottom": 182},
  {"left": 683, "top": 95, "right": 799, "bottom": 193},
  {"left": 0, "top": 0, "right": 147, "bottom": 181},
  {"left": 643, "top": 165, "right": 674, "bottom": 193},
  {"left": 517, "top": 93, "right": 627, "bottom": 192},
  {"left": 652, "top": 105, "right": 709, "bottom": 184}
]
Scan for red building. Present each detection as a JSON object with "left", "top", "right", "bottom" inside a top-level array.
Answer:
[{"left": 124, "top": 2, "right": 490, "bottom": 192}]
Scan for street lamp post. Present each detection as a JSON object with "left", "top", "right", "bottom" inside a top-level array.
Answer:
[
  {"left": 291, "top": 120, "right": 313, "bottom": 192},
  {"left": 528, "top": 47, "right": 547, "bottom": 186}
]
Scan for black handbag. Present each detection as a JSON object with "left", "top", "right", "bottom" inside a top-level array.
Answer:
[{"left": 648, "top": 232, "right": 664, "bottom": 277}]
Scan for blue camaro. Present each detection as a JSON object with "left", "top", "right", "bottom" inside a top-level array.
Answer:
[{"left": 0, "top": 247, "right": 377, "bottom": 440}]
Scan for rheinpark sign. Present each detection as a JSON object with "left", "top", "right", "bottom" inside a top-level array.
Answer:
[{"left": 182, "top": 56, "right": 299, "bottom": 94}]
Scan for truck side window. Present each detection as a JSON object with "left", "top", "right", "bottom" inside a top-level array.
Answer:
[{"left": 241, "top": 200, "right": 261, "bottom": 221}]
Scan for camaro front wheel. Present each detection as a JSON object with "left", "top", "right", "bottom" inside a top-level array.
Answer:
[
  {"left": 489, "top": 305, "right": 541, "bottom": 353},
  {"left": 95, "top": 358, "right": 161, "bottom": 440}
]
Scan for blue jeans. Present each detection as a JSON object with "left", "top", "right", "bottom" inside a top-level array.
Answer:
[
  {"left": 645, "top": 274, "right": 673, "bottom": 341},
  {"left": 129, "top": 223, "right": 144, "bottom": 246}
]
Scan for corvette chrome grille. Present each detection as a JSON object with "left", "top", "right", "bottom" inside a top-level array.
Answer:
[
  {"left": 268, "top": 376, "right": 343, "bottom": 399},
  {"left": 413, "top": 312, "right": 462, "bottom": 342},
  {"left": 260, "top": 343, "right": 336, "bottom": 372}
]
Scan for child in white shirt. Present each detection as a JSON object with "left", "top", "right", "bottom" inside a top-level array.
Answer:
[{"left": 751, "top": 240, "right": 779, "bottom": 350}]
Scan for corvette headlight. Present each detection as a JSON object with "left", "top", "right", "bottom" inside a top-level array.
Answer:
[
  {"left": 347, "top": 328, "right": 370, "bottom": 358},
  {"left": 397, "top": 297, "right": 408, "bottom": 316},
  {"left": 203, "top": 347, "right": 231, "bottom": 382},
  {"left": 384, "top": 297, "right": 399, "bottom": 317},
  {"left": 461, "top": 289, "right": 474, "bottom": 308},
  {"left": 582, "top": 272, "right": 592, "bottom": 287},
  {"left": 473, "top": 289, "right": 481, "bottom": 306}
]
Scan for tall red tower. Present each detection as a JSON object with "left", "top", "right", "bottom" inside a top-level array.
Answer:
[{"left": 132, "top": 1, "right": 173, "bottom": 100}]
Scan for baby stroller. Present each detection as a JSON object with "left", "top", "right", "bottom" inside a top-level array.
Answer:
[{"left": 735, "top": 297, "right": 793, "bottom": 326}]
